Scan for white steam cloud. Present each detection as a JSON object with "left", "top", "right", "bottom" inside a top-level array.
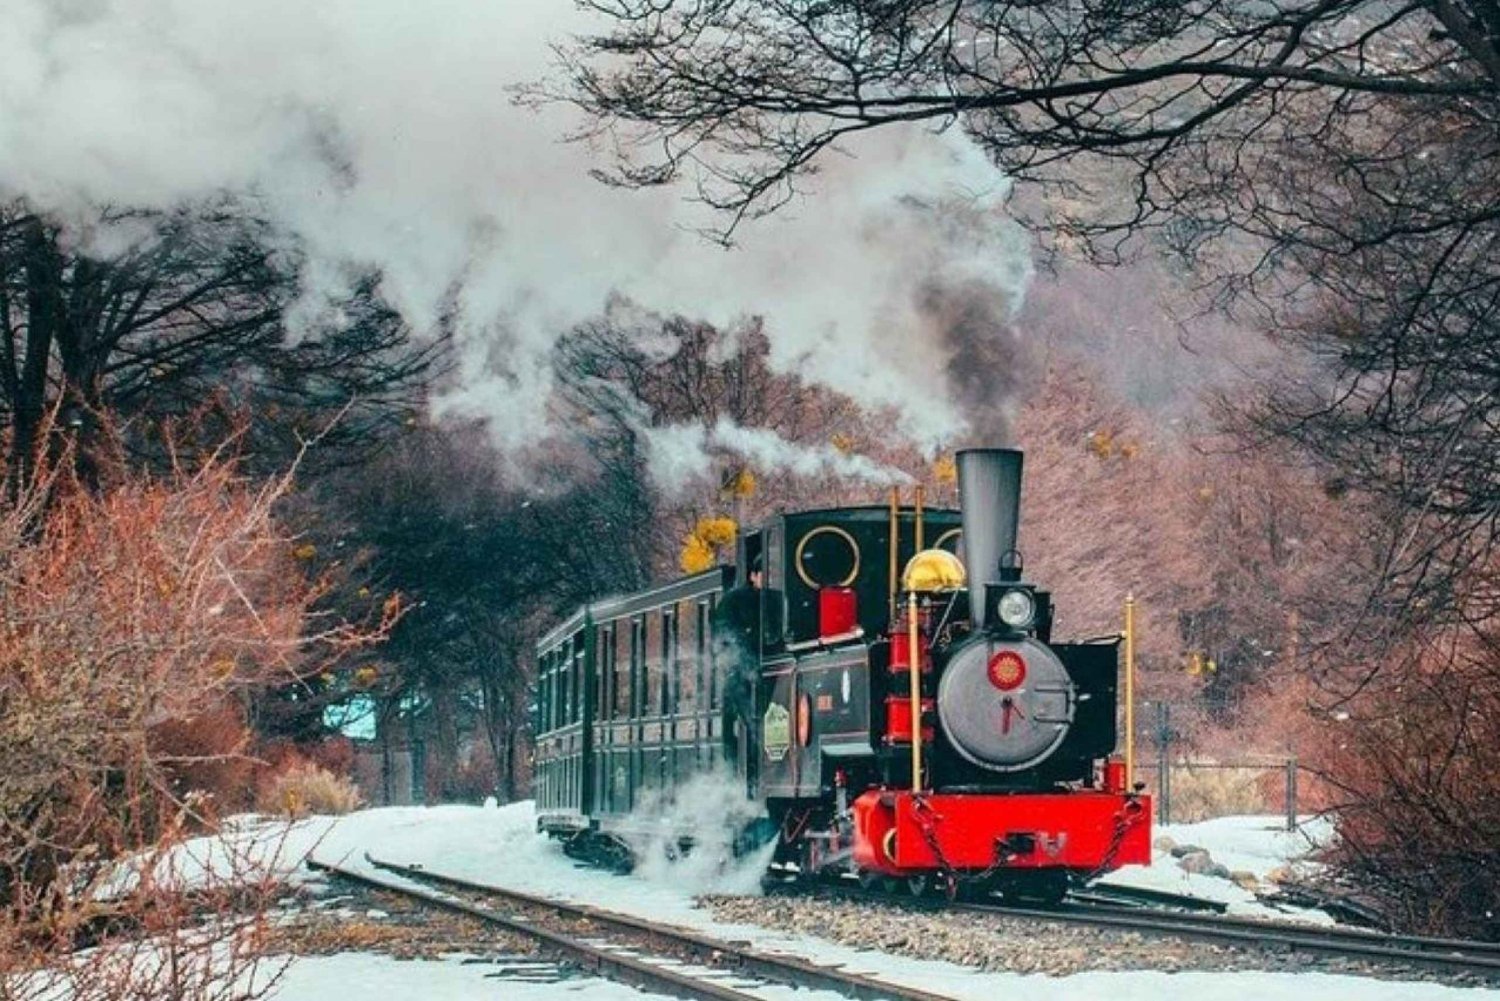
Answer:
[
  {"left": 625, "top": 769, "right": 776, "bottom": 897},
  {"left": 0, "top": 0, "right": 1032, "bottom": 474},
  {"left": 644, "top": 418, "right": 914, "bottom": 495}
]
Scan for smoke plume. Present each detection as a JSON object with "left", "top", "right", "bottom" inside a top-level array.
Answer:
[
  {"left": 642, "top": 418, "right": 914, "bottom": 495},
  {"left": 0, "top": 0, "right": 1033, "bottom": 473}
]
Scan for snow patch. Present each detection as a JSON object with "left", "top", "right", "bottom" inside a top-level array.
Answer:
[{"left": 1101, "top": 814, "right": 1335, "bottom": 923}]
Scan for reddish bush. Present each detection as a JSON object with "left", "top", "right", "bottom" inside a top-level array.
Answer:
[
  {"left": 442, "top": 742, "right": 502, "bottom": 803},
  {"left": 0, "top": 436, "right": 394, "bottom": 992},
  {"left": 150, "top": 705, "right": 259, "bottom": 818},
  {"left": 252, "top": 738, "right": 360, "bottom": 813},
  {"left": 1304, "top": 629, "right": 1500, "bottom": 938}
]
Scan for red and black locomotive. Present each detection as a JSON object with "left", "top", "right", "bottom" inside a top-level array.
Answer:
[{"left": 532, "top": 448, "right": 1151, "bottom": 899}]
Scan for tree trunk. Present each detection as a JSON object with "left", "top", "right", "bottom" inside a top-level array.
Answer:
[
  {"left": 10, "top": 221, "right": 62, "bottom": 493},
  {"left": 378, "top": 698, "right": 395, "bottom": 807},
  {"left": 427, "top": 683, "right": 461, "bottom": 802},
  {"left": 504, "top": 719, "right": 518, "bottom": 803}
]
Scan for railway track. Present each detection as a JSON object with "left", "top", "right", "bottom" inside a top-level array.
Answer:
[
  {"left": 307, "top": 852, "right": 1500, "bottom": 987},
  {"left": 306, "top": 854, "right": 959, "bottom": 1001},
  {"left": 940, "top": 889, "right": 1500, "bottom": 979},
  {"left": 769, "top": 868, "right": 1500, "bottom": 978},
  {"left": 763, "top": 870, "right": 1500, "bottom": 979}
]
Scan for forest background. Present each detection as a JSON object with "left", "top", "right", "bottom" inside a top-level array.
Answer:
[{"left": 1, "top": 0, "right": 1497, "bottom": 957}]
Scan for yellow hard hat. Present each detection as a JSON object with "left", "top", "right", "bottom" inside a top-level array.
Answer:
[{"left": 901, "top": 548, "right": 967, "bottom": 592}]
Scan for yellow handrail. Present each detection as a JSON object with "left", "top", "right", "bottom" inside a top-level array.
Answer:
[
  {"left": 888, "top": 487, "right": 899, "bottom": 622},
  {"left": 1124, "top": 593, "right": 1136, "bottom": 788},
  {"left": 909, "top": 591, "right": 923, "bottom": 792}
]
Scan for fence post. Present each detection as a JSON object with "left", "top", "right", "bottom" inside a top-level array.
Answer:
[
  {"left": 1156, "top": 701, "right": 1171, "bottom": 826},
  {"left": 1285, "top": 756, "right": 1298, "bottom": 831}
]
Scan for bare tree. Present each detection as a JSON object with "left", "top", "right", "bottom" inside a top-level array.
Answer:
[
  {"left": 0, "top": 203, "right": 442, "bottom": 488},
  {"left": 310, "top": 418, "right": 657, "bottom": 802},
  {"left": 561, "top": 1, "right": 1497, "bottom": 242},
  {"left": 556, "top": 313, "right": 867, "bottom": 564},
  {"left": 563, "top": 0, "right": 1500, "bottom": 671}
]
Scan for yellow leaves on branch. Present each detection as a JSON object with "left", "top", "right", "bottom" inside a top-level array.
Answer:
[
  {"left": 680, "top": 534, "right": 715, "bottom": 574},
  {"left": 723, "top": 467, "right": 756, "bottom": 498},
  {"left": 695, "top": 516, "right": 737, "bottom": 547},
  {"left": 932, "top": 454, "right": 957, "bottom": 485},
  {"left": 1087, "top": 429, "right": 1141, "bottom": 461},
  {"left": 1185, "top": 650, "right": 1218, "bottom": 677},
  {"left": 679, "top": 515, "right": 738, "bottom": 574}
]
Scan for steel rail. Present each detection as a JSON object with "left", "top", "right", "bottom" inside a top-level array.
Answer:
[
  {"left": 306, "top": 857, "right": 759, "bottom": 1001},
  {"left": 309, "top": 854, "right": 959, "bottom": 1001},
  {"left": 1069, "top": 882, "right": 1229, "bottom": 912},
  {"left": 958, "top": 897, "right": 1500, "bottom": 976},
  {"left": 1059, "top": 896, "right": 1500, "bottom": 958}
]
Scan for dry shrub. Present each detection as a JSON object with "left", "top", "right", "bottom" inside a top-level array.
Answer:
[
  {"left": 0, "top": 431, "right": 394, "bottom": 998},
  {"left": 256, "top": 735, "right": 355, "bottom": 792},
  {"left": 1308, "top": 629, "right": 1500, "bottom": 939},
  {"left": 1163, "top": 764, "right": 1279, "bottom": 823},
  {"left": 256, "top": 762, "right": 363, "bottom": 818},
  {"left": 151, "top": 706, "right": 260, "bottom": 819},
  {"left": 442, "top": 741, "right": 501, "bottom": 803}
]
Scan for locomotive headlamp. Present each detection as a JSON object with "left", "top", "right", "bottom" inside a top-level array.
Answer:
[{"left": 997, "top": 588, "right": 1036, "bottom": 629}]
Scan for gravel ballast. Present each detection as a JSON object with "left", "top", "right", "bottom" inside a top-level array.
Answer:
[{"left": 700, "top": 891, "right": 1498, "bottom": 987}]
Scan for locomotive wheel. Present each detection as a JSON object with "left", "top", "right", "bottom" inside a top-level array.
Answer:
[
  {"left": 856, "top": 869, "right": 882, "bottom": 891},
  {"left": 906, "top": 875, "right": 932, "bottom": 898}
]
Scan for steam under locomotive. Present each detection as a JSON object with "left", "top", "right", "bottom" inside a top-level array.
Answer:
[{"left": 532, "top": 448, "right": 1152, "bottom": 899}]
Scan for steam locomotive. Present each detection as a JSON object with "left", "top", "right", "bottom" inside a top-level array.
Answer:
[{"left": 532, "top": 448, "right": 1151, "bottom": 899}]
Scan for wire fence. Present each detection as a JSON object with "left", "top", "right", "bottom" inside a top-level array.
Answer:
[{"left": 1133, "top": 699, "right": 1300, "bottom": 830}]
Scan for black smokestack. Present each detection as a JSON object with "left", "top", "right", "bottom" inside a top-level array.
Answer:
[{"left": 956, "top": 448, "right": 1024, "bottom": 629}]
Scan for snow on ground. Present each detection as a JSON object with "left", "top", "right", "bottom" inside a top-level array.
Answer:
[
  {"left": 200, "top": 802, "right": 1500, "bottom": 1001},
  {"left": 271, "top": 952, "right": 665, "bottom": 1001},
  {"left": 1099, "top": 814, "right": 1336, "bottom": 923},
  {"left": 271, "top": 950, "right": 1493, "bottom": 1001},
  {"left": 1157, "top": 814, "right": 1335, "bottom": 880}
]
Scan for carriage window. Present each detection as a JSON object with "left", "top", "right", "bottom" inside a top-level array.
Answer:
[
  {"left": 572, "top": 634, "right": 585, "bottom": 723},
  {"left": 677, "top": 601, "right": 697, "bottom": 711},
  {"left": 600, "top": 625, "right": 616, "bottom": 721},
  {"left": 630, "top": 617, "right": 645, "bottom": 718},
  {"left": 535, "top": 652, "right": 545, "bottom": 731},
  {"left": 552, "top": 648, "right": 563, "bottom": 730},
  {"left": 662, "top": 608, "right": 677, "bottom": 716},
  {"left": 645, "top": 611, "right": 664, "bottom": 718},
  {"left": 547, "top": 645, "right": 556, "bottom": 730},
  {"left": 697, "top": 600, "right": 710, "bottom": 712},
  {"left": 706, "top": 595, "right": 720, "bottom": 710},
  {"left": 613, "top": 622, "right": 632, "bottom": 718},
  {"left": 564, "top": 639, "right": 573, "bottom": 723},
  {"left": 545, "top": 650, "right": 556, "bottom": 732},
  {"left": 549, "top": 645, "right": 561, "bottom": 732}
]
